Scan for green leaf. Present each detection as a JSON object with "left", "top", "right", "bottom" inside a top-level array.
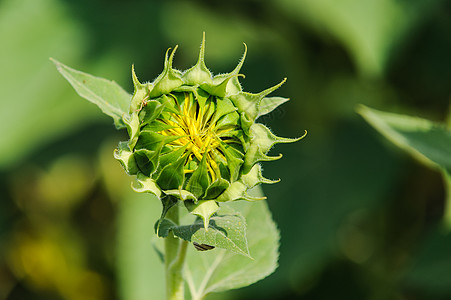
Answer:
[
  {"left": 184, "top": 189, "right": 279, "bottom": 300},
  {"left": 52, "top": 59, "right": 131, "bottom": 128},
  {"left": 404, "top": 226, "right": 451, "bottom": 294},
  {"left": 0, "top": 0, "right": 121, "bottom": 169},
  {"left": 163, "top": 208, "right": 251, "bottom": 257},
  {"left": 358, "top": 105, "right": 451, "bottom": 173},
  {"left": 116, "top": 191, "right": 165, "bottom": 300}
]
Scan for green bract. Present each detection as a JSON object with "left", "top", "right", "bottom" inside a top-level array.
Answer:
[{"left": 113, "top": 36, "right": 304, "bottom": 228}]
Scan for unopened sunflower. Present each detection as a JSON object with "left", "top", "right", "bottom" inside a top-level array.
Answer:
[{"left": 114, "top": 35, "right": 305, "bottom": 228}]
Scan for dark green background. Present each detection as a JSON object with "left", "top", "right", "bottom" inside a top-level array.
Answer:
[{"left": 1, "top": 0, "right": 450, "bottom": 299}]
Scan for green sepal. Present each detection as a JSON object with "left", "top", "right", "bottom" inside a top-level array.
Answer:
[
  {"left": 185, "top": 200, "right": 219, "bottom": 230},
  {"left": 129, "top": 65, "right": 150, "bottom": 113},
  {"left": 164, "top": 189, "right": 197, "bottom": 201},
  {"left": 155, "top": 195, "right": 178, "bottom": 236},
  {"left": 139, "top": 99, "right": 165, "bottom": 126},
  {"left": 240, "top": 164, "right": 279, "bottom": 189},
  {"left": 160, "top": 94, "right": 182, "bottom": 115},
  {"left": 195, "top": 87, "right": 210, "bottom": 108},
  {"left": 218, "top": 161, "right": 231, "bottom": 182},
  {"left": 217, "top": 128, "right": 246, "bottom": 147},
  {"left": 157, "top": 154, "right": 186, "bottom": 190},
  {"left": 173, "top": 85, "right": 200, "bottom": 101},
  {"left": 250, "top": 123, "right": 305, "bottom": 153},
  {"left": 215, "top": 111, "right": 240, "bottom": 130},
  {"left": 114, "top": 141, "right": 139, "bottom": 175},
  {"left": 156, "top": 144, "right": 189, "bottom": 176},
  {"left": 150, "top": 46, "right": 184, "bottom": 98},
  {"left": 185, "top": 154, "right": 211, "bottom": 198},
  {"left": 124, "top": 112, "right": 141, "bottom": 150},
  {"left": 215, "top": 165, "right": 274, "bottom": 202},
  {"left": 212, "top": 43, "right": 247, "bottom": 95},
  {"left": 219, "top": 143, "right": 244, "bottom": 182},
  {"left": 211, "top": 97, "right": 238, "bottom": 125},
  {"left": 230, "top": 78, "right": 286, "bottom": 121},
  {"left": 135, "top": 131, "right": 180, "bottom": 152},
  {"left": 201, "top": 74, "right": 244, "bottom": 98},
  {"left": 204, "top": 178, "right": 230, "bottom": 200},
  {"left": 133, "top": 142, "right": 163, "bottom": 176},
  {"left": 230, "top": 78, "right": 287, "bottom": 121},
  {"left": 142, "top": 121, "right": 176, "bottom": 133},
  {"left": 216, "top": 181, "right": 247, "bottom": 202},
  {"left": 200, "top": 99, "right": 216, "bottom": 125},
  {"left": 243, "top": 144, "right": 282, "bottom": 174},
  {"left": 258, "top": 97, "right": 290, "bottom": 118},
  {"left": 240, "top": 112, "right": 253, "bottom": 135},
  {"left": 182, "top": 32, "right": 212, "bottom": 85},
  {"left": 242, "top": 192, "right": 266, "bottom": 201},
  {"left": 131, "top": 173, "right": 162, "bottom": 199}
]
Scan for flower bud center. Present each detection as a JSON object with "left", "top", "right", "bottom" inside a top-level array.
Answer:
[{"left": 158, "top": 92, "right": 236, "bottom": 181}]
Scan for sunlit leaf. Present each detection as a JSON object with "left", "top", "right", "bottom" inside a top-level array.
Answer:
[
  {"left": 0, "top": 0, "right": 104, "bottom": 169},
  {"left": 116, "top": 191, "right": 165, "bottom": 300},
  {"left": 52, "top": 59, "right": 131, "bottom": 128},
  {"left": 358, "top": 105, "right": 451, "bottom": 173},
  {"left": 158, "top": 209, "right": 250, "bottom": 258},
  {"left": 184, "top": 188, "right": 279, "bottom": 300}
]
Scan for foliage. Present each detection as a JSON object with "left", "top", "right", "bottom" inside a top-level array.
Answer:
[
  {"left": 52, "top": 36, "right": 293, "bottom": 299},
  {"left": 1, "top": 0, "right": 450, "bottom": 299}
]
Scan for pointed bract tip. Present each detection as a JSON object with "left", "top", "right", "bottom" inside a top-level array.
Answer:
[
  {"left": 163, "top": 47, "right": 171, "bottom": 67},
  {"left": 169, "top": 45, "right": 179, "bottom": 66},
  {"left": 258, "top": 78, "right": 287, "bottom": 98},
  {"left": 131, "top": 64, "right": 141, "bottom": 87},
  {"left": 198, "top": 33, "right": 207, "bottom": 65},
  {"left": 298, "top": 130, "right": 308, "bottom": 140},
  {"left": 231, "top": 43, "right": 248, "bottom": 75}
]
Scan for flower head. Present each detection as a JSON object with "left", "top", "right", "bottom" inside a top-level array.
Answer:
[{"left": 114, "top": 34, "right": 305, "bottom": 227}]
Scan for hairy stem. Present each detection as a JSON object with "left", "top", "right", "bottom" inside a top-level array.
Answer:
[{"left": 165, "top": 204, "right": 188, "bottom": 300}]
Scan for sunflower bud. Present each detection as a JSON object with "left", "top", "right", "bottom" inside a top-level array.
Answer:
[{"left": 114, "top": 34, "right": 305, "bottom": 228}]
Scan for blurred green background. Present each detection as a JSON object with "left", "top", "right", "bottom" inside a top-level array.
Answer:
[{"left": 1, "top": 0, "right": 450, "bottom": 299}]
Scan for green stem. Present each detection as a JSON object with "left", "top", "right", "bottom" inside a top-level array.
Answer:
[{"left": 165, "top": 203, "right": 188, "bottom": 300}]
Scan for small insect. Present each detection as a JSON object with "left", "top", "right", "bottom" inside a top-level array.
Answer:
[{"left": 193, "top": 242, "right": 215, "bottom": 251}]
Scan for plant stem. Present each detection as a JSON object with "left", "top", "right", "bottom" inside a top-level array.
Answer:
[{"left": 165, "top": 204, "right": 188, "bottom": 300}]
